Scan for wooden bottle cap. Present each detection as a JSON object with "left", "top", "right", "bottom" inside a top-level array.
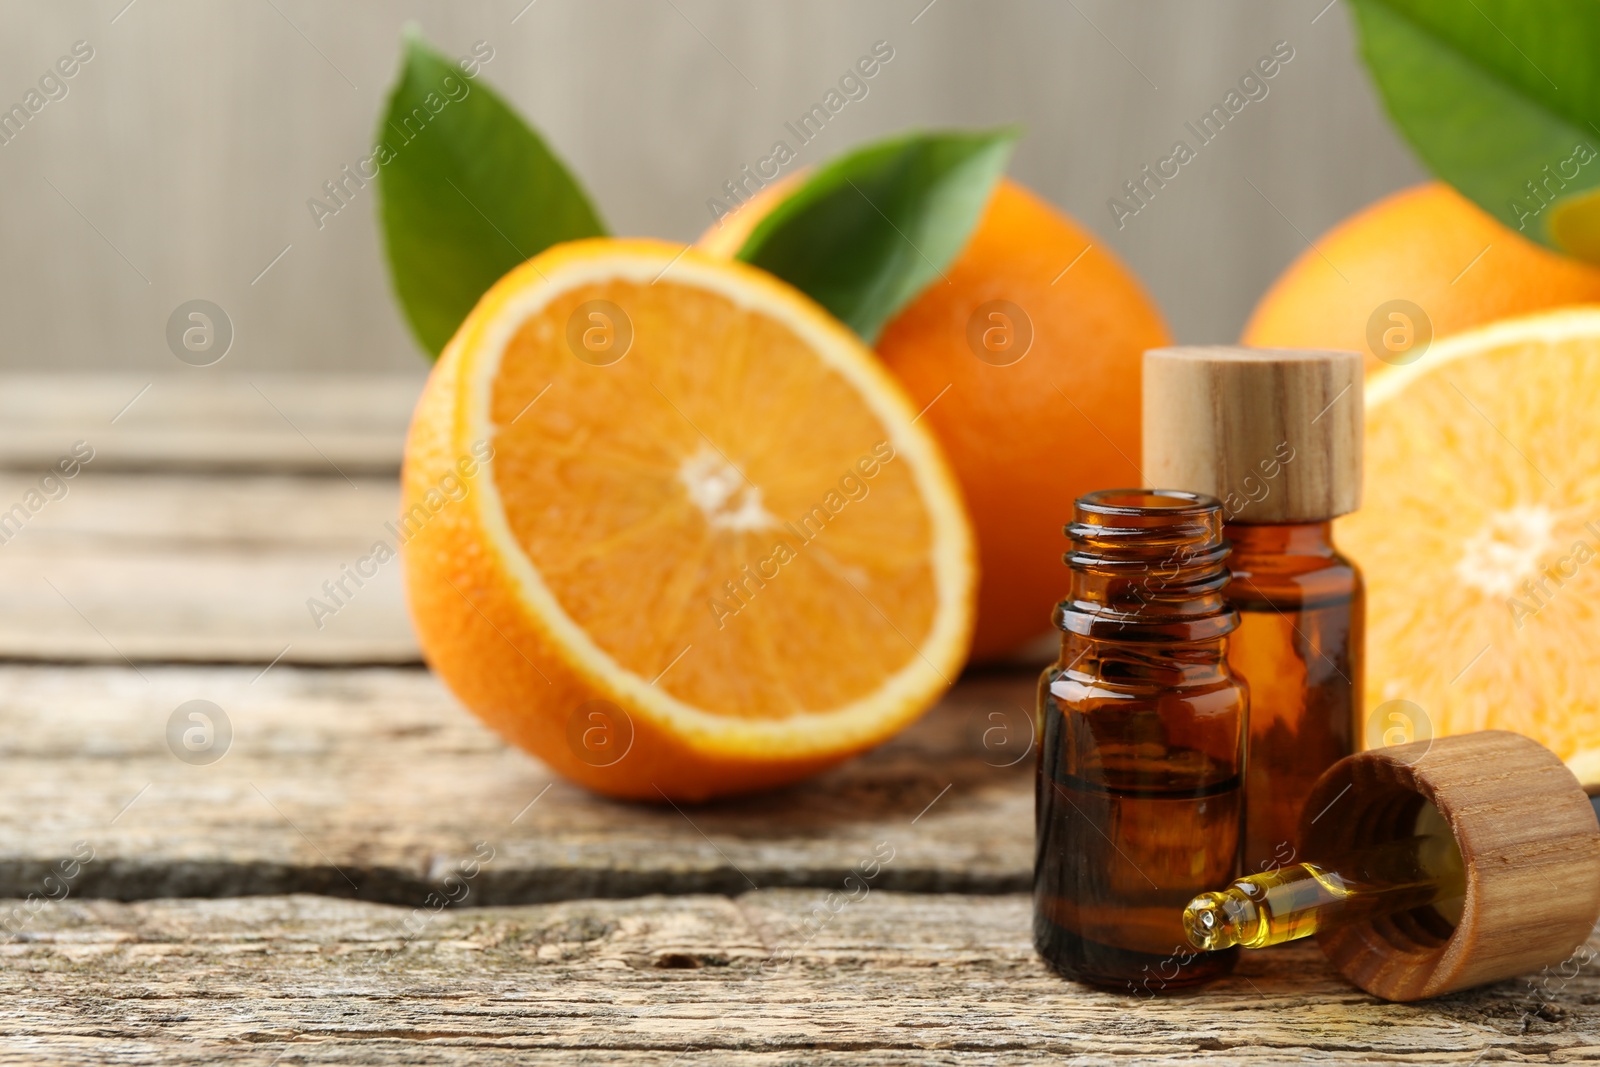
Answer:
[
  {"left": 1142, "top": 346, "right": 1362, "bottom": 523},
  {"left": 1300, "top": 731, "right": 1600, "bottom": 1002}
]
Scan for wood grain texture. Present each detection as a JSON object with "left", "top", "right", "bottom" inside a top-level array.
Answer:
[
  {"left": 0, "top": 374, "right": 419, "bottom": 474},
  {"left": 1142, "top": 346, "right": 1363, "bottom": 522},
  {"left": 3, "top": 891, "right": 1595, "bottom": 1065},
  {"left": 0, "top": 371, "right": 1569, "bottom": 1057},
  {"left": 0, "top": 470, "right": 419, "bottom": 663},
  {"left": 0, "top": 664, "right": 1036, "bottom": 903},
  {"left": 0, "top": 374, "right": 426, "bottom": 662},
  {"left": 1305, "top": 731, "right": 1600, "bottom": 1002}
]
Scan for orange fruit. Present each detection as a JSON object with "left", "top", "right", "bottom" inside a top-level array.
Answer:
[
  {"left": 1336, "top": 307, "right": 1600, "bottom": 776},
  {"left": 699, "top": 169, "right": 807, "bottom": 259},
  {"left": 401, "top": 237, "right": 975, "bottom": 801},
  {"left": 1242, "top": 182, "right": 1600, "bottom": 366},
  {"left": 700, "top": 178, "right": 1171, "bottom": 660}
]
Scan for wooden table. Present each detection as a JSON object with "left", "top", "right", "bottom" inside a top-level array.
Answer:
[{"left": 3, "top": 375, "right": 1595, "bottom": 1064}]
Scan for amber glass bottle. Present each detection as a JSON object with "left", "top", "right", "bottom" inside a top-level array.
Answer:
[
  {"left": 1226, "top": 522, "right": 1363, "bottom": 869},
  {"left": 1034, "top": 489, "right": 1248, "bottom": 992},
  {"left": 1143, "top": 345, "right": 1364, "bottom": 873}
]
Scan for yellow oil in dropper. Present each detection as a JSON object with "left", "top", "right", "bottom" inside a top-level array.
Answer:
[{"left": 1184, "top": 801, "right": 1466, "bottom": 952}]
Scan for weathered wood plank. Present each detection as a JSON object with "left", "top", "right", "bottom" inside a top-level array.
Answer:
[
  {"left": 3, "top": 891, "right": 1592, "bottom": 1064},
  {"left": 0, "top": 375, "right": 420, "bottom": 474},
  {"left": 0, "top": 382, "right": 1058, "bottom": 665},
  {"left": 0, "top": 665, "right": 1036, "bottom": 902},
  {"left": 0, "top": 471, "right": 417, "bottom": 663},
  {"left": 0, "top": 374, "right": 423, "bottom": 662}
]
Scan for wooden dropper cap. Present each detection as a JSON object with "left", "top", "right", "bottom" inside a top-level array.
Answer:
[
  {"left": 1142, "top": 346, "right": 1363, "bottom": 523},
  {"left": 1300, "top": 731, "right": 1600, "bottom": 1002}
]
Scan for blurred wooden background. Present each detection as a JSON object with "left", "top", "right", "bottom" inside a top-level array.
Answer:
[{"left": 0, "top": 0, "right": 1423, "bottom": 374}]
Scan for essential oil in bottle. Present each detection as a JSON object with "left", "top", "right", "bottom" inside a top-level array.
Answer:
[
  {"left": 1143, "top": 346, "right": 1364, "bottom": 872},
  {"left": 1034, "top": 489, "right": 1248, "bottom": 993},
  {"left": 1226, "top": 521, "right": 1363, "bottom": 869}
]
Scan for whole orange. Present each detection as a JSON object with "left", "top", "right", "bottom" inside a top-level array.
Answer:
[
  {"left": 1242, "top": 182, "right": 1600, "bottom": 365},
  {"left": 700, "top": 178, "right": 1171, "bottom": 660}
]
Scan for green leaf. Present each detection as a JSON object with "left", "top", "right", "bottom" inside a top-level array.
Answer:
[
  {"left": 735, "top": 128, "right": 1020, "bottom": 343},
  {"left": 1351, "top": 0, "right": 1600, "bottom": 261},
  {"left": 376, "top": 30, "right": 606, "bottom": 358}
]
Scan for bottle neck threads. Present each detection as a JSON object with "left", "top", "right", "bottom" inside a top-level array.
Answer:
[{"left": 1057, "top": 489, "right": 1239, "bottom": 643}]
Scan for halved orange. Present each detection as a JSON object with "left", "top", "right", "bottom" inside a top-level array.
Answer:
[
  {"left": 1337, "top": 307, "right": 1600, "bottom": 777},
  {"left": 400, "top": 238, "right": 975, "bottom": 801}
]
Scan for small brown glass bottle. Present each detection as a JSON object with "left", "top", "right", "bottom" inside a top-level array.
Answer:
[
  {"left": 1034, "top": 489, "right": 1248, "bottom": 993},
  {"left": 1225, "top": 522, "right": 1363, "bottom": 869},
  {"left": 1144, "top": 346, "right": 1364, "bottom": 873}
]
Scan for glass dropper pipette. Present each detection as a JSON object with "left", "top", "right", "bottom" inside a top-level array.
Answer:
[{"left": 1183, "top": 801, "right": 1467, "bottom": 952}]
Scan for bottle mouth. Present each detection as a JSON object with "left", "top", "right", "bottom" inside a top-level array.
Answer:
[
  {"left": 1058, "top": 487, "right": 1238, "bottom": 640},
  {"left": 1075, "top": 488, "right": 1223, "bottom": 518},
  {"left": 1068, "top": 489, "right": 1227, "bottom": 555}
]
